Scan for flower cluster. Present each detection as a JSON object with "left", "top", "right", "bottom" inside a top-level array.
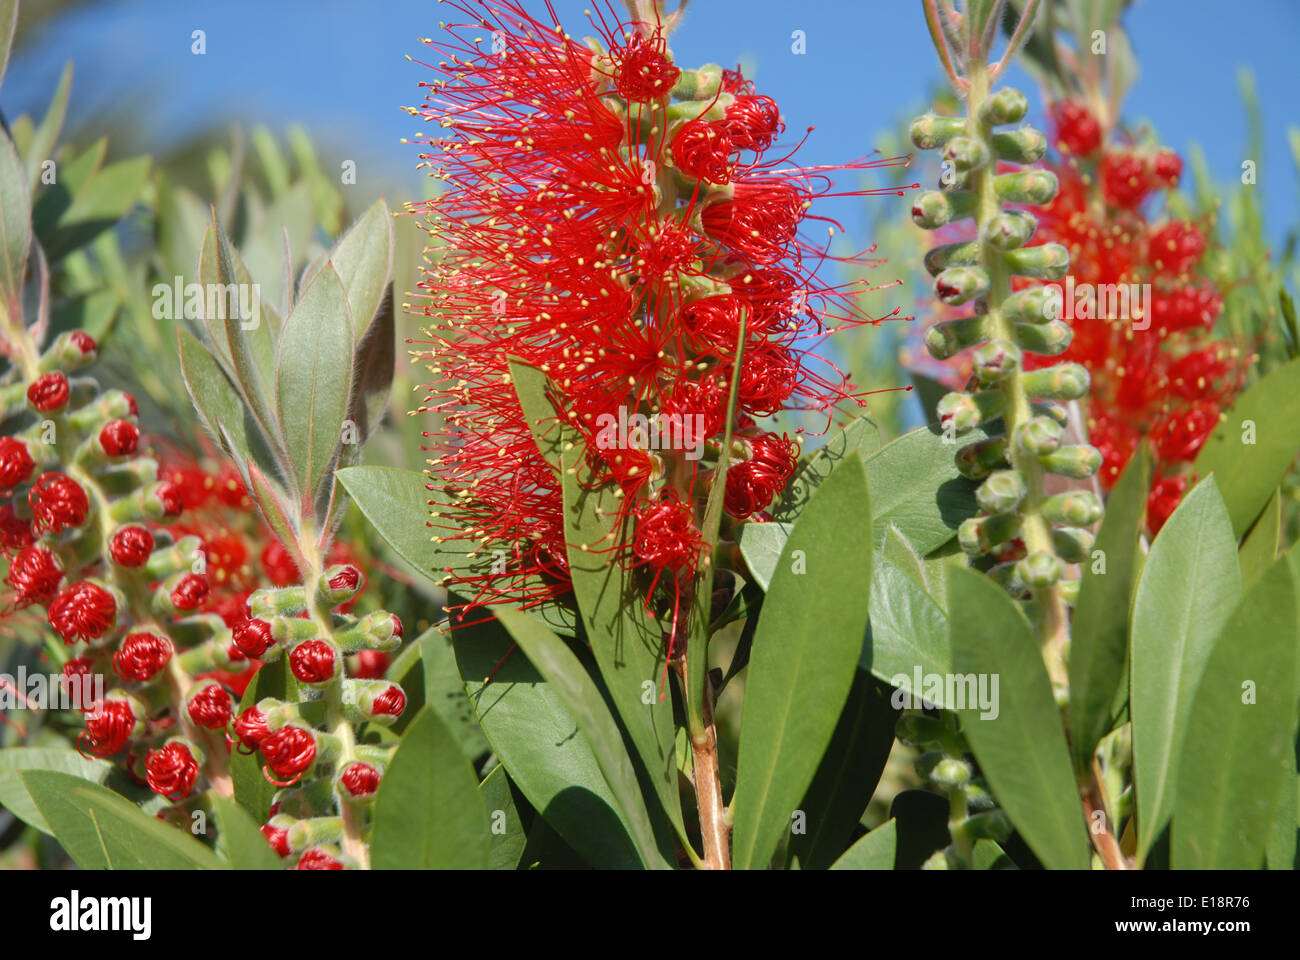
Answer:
[{"left": 408, "top": 0, "right": 908, "bottom": 634}]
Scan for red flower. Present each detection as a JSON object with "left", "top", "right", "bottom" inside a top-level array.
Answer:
[
  {"left": 232, "top": 617, "right": 275, "bottom": 658},
  {"left": 260, "top": 540, "right": 300, "bottom": 586},
  {"left": 261, "top": 823, "right": 291, "bottom": 858},
  {"left": 352, "top": 650, "right": 390, "bottom": 679},
  {"left": 0, "top": 504, "right": 33, "bottom": 552},
  {"left": 154, "top": 481, "right": 184, "bottom": 517},
  {"left": 289, "top": 639, "right": 337, "bottom": 684},
  {"left": 340, "top": 762, "right": 381, "bottom": 797},
  {"left": 233, "top": 706, "right": 271, "bottom": 753},
  {"left": 109, "top": 525, "right": 154, "bottom": 567},
  {"left": 724, "top": 433, "right": 800, "bottom": 519},
  {"left": 29, "top": 472, "right": 90, "bottom": 533},
  {"left": 26, "top": 372, "right": 70, "bottom": 412},
  {"left": 1100, "top": 150, "right": 1153, "bottom": 210},
  {"left": 98, "top": 420, "right": 140, "bottom": 457},
  {"left": 0, "top": 437, "right": 34, "bottom": 489},
  {"left": 78, "top": 698, "right": 138, "bottom": 757},
  {"left": 113, "top": 631, "right": 173, "bottom": 681},
  {"left": 1049, "top": 101, "right": 1102, "bottom": 157},
  {"left": 169, "top": 573, "right": 210, "bottom": 611},
  {"left": 297, "top": 848, "right": 344, "bottom": 870},
  {"left": 369, "top": 684, "right": 406, "bottom": 718},
  {"left": 4, "top": 545, "right": 63, "bottom": 607},
  {"left": 49, "top": 580, "right": 117, "bottom": 643},
  {"left": 146, "top": 742, "right": 199, "bottom": 800},
  {"left": 260, "top": 725, "right": 317, "bottom": 786},
  {"left": 68, "top": 331, "right": 97, "bottom": 357},
  {"left": 187, "top": 683, "right": 232, "bottom": 730}
]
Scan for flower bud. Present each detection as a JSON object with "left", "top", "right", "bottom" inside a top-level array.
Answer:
[
  {"left": 1013, "top": 415, "right": 1064, "bottom": 457},
  {"left": 1015, "top": 551, "right": 1062, "bottom": 589},
  {"left": 260, "top": 725, "right": 318, "bottom": 786},
  {"left": 108, "top": 525, "right": 155, "bottom": 567},
  {"left": 975, "top": 470, "right": 1027, "bottom": 515},
  {"left": 339, "top": 761, "right": 382, "bottom": 800},
  {"left": 5, "top": 545, "right": 64, "bottom": 606},
  {"left": 232, "top": 617, "right": 277, "bottom": 659},
  {"left": 0, "top": 436, "right": 35, "bottom": 489},
  {"left": 979, "top": 87, "right": 1028, "bottom": 126},
  {"left": 187, "top": 681, "right": 233, "bottom": 730},
  {"left": 958, "top": 514, "right": 1022, "bottom": 556},
  {"left": 41, "top": 330, "right": 98, "bottom": 369},
  {"left": 317, "top": 564, "right": 364, "bottom": 606},
  {"left": 992, "top": 127, "right": 1047, "bottom": 164},
  {"left": 289, "top": 639, "right": 338, "bottom": 685},
  {"left": 113, "top": 631, "right": 174, "bottom": 681},
  {"left": 1003, "top": 285, "right": 1062, "bottom": 324},
  {"left": 334, "top": 610, "right": 405, "bottom": 653},
  {"left": 671, "top": 63, "right": 723, "bottom": 100},
  {"left": 909, "top": 113, "right": 966, "bottom": 150},
  {"left": 954, "top": 435, "right": 1010, "bottom": 480},
  {"left": 97, "top": 420, "right": 140, "bottom": 458},
  {"left": 234, "top": 705, "right": 272, "bottom": 753},
  {"left": 982, "top": 210, "right": 1037, "bottom": 251},
  {"left": 1041, "top": 491, "right": 1103, "bottom": 526},
  {"left": 1021, "top": 363, "right": 1090, "bottom": 400},
  {"left": 925, "top": 315, "right": 988, "bottom": 360},
  {"left": 296, "top": 847, "right": 345, "bottom": 870},
  {"left": 145, "top": 740, "right": 200, "bottom": 800},
  {"left": 78, "top": 693, "right": 144, "bottom": 757},
  {"left": 971, "top": 338, "right": 1021, "bottom": 383},
  {"left": 1038, "top": 444, "right": 1102, "bottom": 479},
  {"left": 1052, "top": 527, "right": 1095, "bottom": 564},
  {"left": 49, "top": 580, "right": 118, "bottom": 643},
  {"left": 934, "top": 266, "right": 990, "bottom": 306},
  {"left": 938, "top": 390, "right": 1005, "bottom": 434},
  {"left": 930, "top": 757, "right": 972, "bottom": 788},
  {"left": 911, "top": 190, "right": 976, "bottom": 229},
  {"left": 994, "top": 170, "right": 1058, "bottom": 205},
  {"left": 942, "top": 135, "right": 989, "bottom": 172},
  {"left": 1004, "top": 242, "right": 1070, "bottom": 280},
  {"left": 923, "top": 241, "right": 980, "bottom": 277},
  {"left": 1014, "top": 320, "right": 1073, "bottom": 355},
  {"left": 29, "top": 472, "right": 90, "bottom": 533},
  {"left": 287, "top": 816, "right": 344, "bottom": 854},
  {"left": 261, "top": 816, "right": 294, "bottom": 858},
  {"left": 26, "top": 372, "right": 70, "bottom": 412}
]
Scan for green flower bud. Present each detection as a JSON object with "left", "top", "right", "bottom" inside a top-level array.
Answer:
[
  {"left": 334, "top": 610, "right": 405, "bottom": 653},
  {"left": 1003, "top": 285, "right": 1062, "bottom": 324},
  {"left": 987, "top": 560, "right": 1027, "bottom": 596},
  {"left": 1022, "top": 363, "right": 1090, "bottom": 400},
  {"left": 910, "top": 113, "right": 967, "bottom": 150},
  {"left": 1058, "top": 576, "right": 1082, "bottom": 605},
  {"left": 955, "top": 435, "right": 1010, "bottom": 480},
  {"left": 1015, "top": 551, "right": 1062, "bottom": 589},
  {"left": 965, "top": 809, "right": 1013, "bottom": 842},
  {"left": 959, "top": 514, "right": 1022, "bottom": 556},
  {"left": 271, "top": 615, "right": 320, "bottom": 644},
  {"left": 287, "top": 816, "right": 345, "bottom": 854},
  {"left": 1033, "top": 401, "right": 1070, "bottom": 425},
  {"left": 938, "top": 390, "right": 1005, "bottom": 433},
  {"left": 1004, "top": 242, "right": 1070, "bottom": 280},
  {"left": 994, "top": 170, "right": 1059, "bottom": 205},
  {"left": 1052, "top": 527, "right": 1095, "bottom": 564},
  {"left": 925, "top": 315, "right": 988, "bottom": 360},
  {"left": 1014, "top": 320, "right": 1074, "bottom": 355},
  {"left": 992, "top": 127, "right": 1048, "bottom": 164},
  {"left": 924, "top": 241, "right": 981, "bottom": 277},
  {"left": 931, "top": 757, "right": 973, "bottom": 788},
  {"left": 1013, "top": 415, "right": 1063, "bottom": 456},
  {"left": 979, "top": 87, "right": 1029, "bottom": 126},
  {"left": 671, "top": 64, "right": 723, "bottom": 100},
  {"left": 935, "top": 266, "right": 990, "bottom": 305},
  {"left": 250, "top": 586, "right": 309, "bottom": 619},
  {"left": 895, "top": 713, "right": 950, "bottom": 747},
  {"left": 982, "top": 210, "right": 1037, "bottom": 251},
  {"left": 1041, "top": 491, "right": 1103, "bottom": 526},
  {"left": 943, "top": 135, "right": 990, "bottom": 172},
  {"left": 972, "top": 338, "right": 1021, "bottom": 383},
  {"left": 1038, "top": 444, "right": 1103, "bottom": 478},
  {"left": 976, "top": 469, "right": 1027, "bottom": 514},
  {"left": 912, "top": 189, "right": 976, "bottom": 228}
]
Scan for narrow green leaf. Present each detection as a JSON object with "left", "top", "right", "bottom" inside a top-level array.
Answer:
[
  {"left": 24, "top": 61, "right": 72, "bottom": 194},
  {"left": 1130, "top": 476, "right": 1242, "bottom": 864},
  {"left": 509, "top": 357, "right": 565, "bottom": 469},
  {"left": 20, "top": 771, "right": 225, "bottom": 870},
  {"left": 480, "top": 764, "right": 528, "bottom": 870},
  {"left": 1069, "top": 445, "right": 1150, "bottom": 772},
  {"left": 0, "top": 0, "right": 15, "bottom": 93},
  {"left": 1192, "top": 356, "right": 1300, "bottom": 536},
  {"left": 493, "top": 604, "right": 669, "bottom": 869},
  {"left": 1172, "top": 556, "right": 1299, "bottom": 868},
  {"left": 787, "top": 669, "right": 897, "bottom": 869},
  {"left": 418, "top": 625, "right": 490, "bottom": 759},
  {"left": 732, "top": 454, "right": 873, "bottom": 870},
  {"left": 0, "top": 127, "right": 30, "bottom": 312},
  {"left": 1239, "top": 488, "right": 1282, "bottom": 589},
  {"left": 947, "top": 567, "right": 1091, "bottom": 869},
  {"left": 371, "top": 706, "right": 491, "bottom": 869},
  {"left": 881, "top": 522, "right": 932, "bottom": 593},
  {"left": 275, "top": 262, "right": 354, "bottom": 507},
  {"left": 450, "top": 615, "right": 644, "bottom": 868},
  {"left": 39, "top": 155, "right": 149, "bottom": 260},
  {"left": 736, "top": 521, "right": 793, "bottom": 591},
  {"left": 0, "top": 748, "right": 115, "bottom": 835},
  {"left": 327, "top": 198, "right": 394, "bottom": 339},
  {"left": 211, "top": 795, "right": 282, "bottom": 869},
  {"left": 865, "top": 552, "right": 952, "bottom": 699},
  {"left": 829, "top": 819, "right": 896, "bottom": 870}
]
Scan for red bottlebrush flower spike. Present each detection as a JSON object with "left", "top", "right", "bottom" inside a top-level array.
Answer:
[
  {"left": 187, "top": 682, "right": 233, "bottom": 730},
  {"left": 146, "top": 742, "right": 200, "bottom": 800},
  {"left": 26, "top": 372, "right": 70, "bottom": 412},
  {"left": 49, "top": 580, "right": 117, "bottom": 643},
  {"left": 109, "top": 525, "right": 155, "bottom": 566},
  {"left": 408, "top": 0, "right": 909, "bottom": 634},
  {"left": 289, "top": 639, "right": 337, "bottom": 684},
  {"left": 4, "top": 545, "right": 64, "bottom": 607},
  {"left": 113, "top": 631, "right": 174, "bottom": 681},
  {"left": 29, "top": 472, "right": 90, "bottom": 534},
  {"left": 0, "top": 436, "right": 34, "bottom": 489},
  {"left": 1049, "top": 101, "right": 1102, "bottom": 157},
  {"left": 724, "top": 433, "right": 800, "bottom": 520}
]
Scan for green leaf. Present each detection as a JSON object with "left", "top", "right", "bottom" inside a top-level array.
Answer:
[
  {"left": 1069, "top": 445, "right": 1150, "bottom": 772},
  {"left": 1192, "top": 357, "right": 1300, "bottom": 536},
  {"left": 829, "top": 819, "right": 896, "bottom": 870},
  {"left": 881, "top": 522, "right": 932, "bottom": 593},
  {"left": 230, "top": 660, "right": 292, "bottom": 822},
  {"left": 1130, "top": 476, "right": 1242, "bottom": 864},
  {"left": 971, "top": 838, "right": 1017, "bottom": 869},
  {"left": 20, "top": 771, "right": 226, "bottom": 870},
  {"left": 770, "top": 416, "right": 879, "bottom": 521},
  {"left": 509, "top": 357, "right": 565, "bottom": 469},
  {"left": 328, "top": 198, "right": 394, "bottom": 339},
  {"left": 178, "top": 328, "right": 260, "bottom": 480},
  {"left": 23, "top": 62, "right": 72, "bottom": 194},
  {"left": 275, "top": 262, "right": 354, "bottom": 508},
  {"left": 418, "top": 626, "right": 490, "bottom": 759},
  {"left": 336, "top": 465, "right": 576, "bottom": 635},
  {"left": 371, "top": 706, "right": 490, "bottom": 868},
  {"left": 451, "top": 616, "right": 643, "bottom": 867},
  {"left": 558, "top": 426, "right": 684, "bottom": 841},
  {"left": 0, "top": 0, "right": 15, "bottom": 92},
  {"left": 0, "top": 126, "right": 30, "bottom": 313},
  {"left": 1172, "top": 556, "right": 1298, "bottom": 868},
  {"left": 736, "top": 521, "right": 793, "bottom": 591},
  {"left": 947, "top": 567, "right": 1091, "bottom": 870},
  {"left": 1239, "top": 488, "right": 1282, "bottom": 590},
  {"left": 480, "top": 764, "right": 528, "bottom": 870},
  {"left": 39, "top": 155, "right": 149, "bottom": 260},
  {"left": 1265, "top": 765, "right": 1298, "bottom": 871},
  {"left": 865, "top": 552, "right": 952, "bottom": 698},
  {"left": 787, "top": 669, "right": 897, "bottom": 870},
  {"left": 732, "top": 454, "right": 873, "bottom": 870},
  {"left": 0, "top": 748, "right": 115, "bottom": 835},
  {"left": 493, "top": 604, "right": 669, "bottom": 869},
  {"left": 211, "top": 795, "right": 282, "bottom": 869}
]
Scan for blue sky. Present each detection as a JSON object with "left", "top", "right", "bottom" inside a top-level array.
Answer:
[{"left": 6, "top": 0, "right": 1298, "bottom": 254}]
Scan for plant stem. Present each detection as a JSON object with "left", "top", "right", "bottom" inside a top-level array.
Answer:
[
  {"left": 676, "top": 659, "right": 729, "bottom": 869},
  {"left": 966, "top": 61, "right": 1069, "bottom": 691}
]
